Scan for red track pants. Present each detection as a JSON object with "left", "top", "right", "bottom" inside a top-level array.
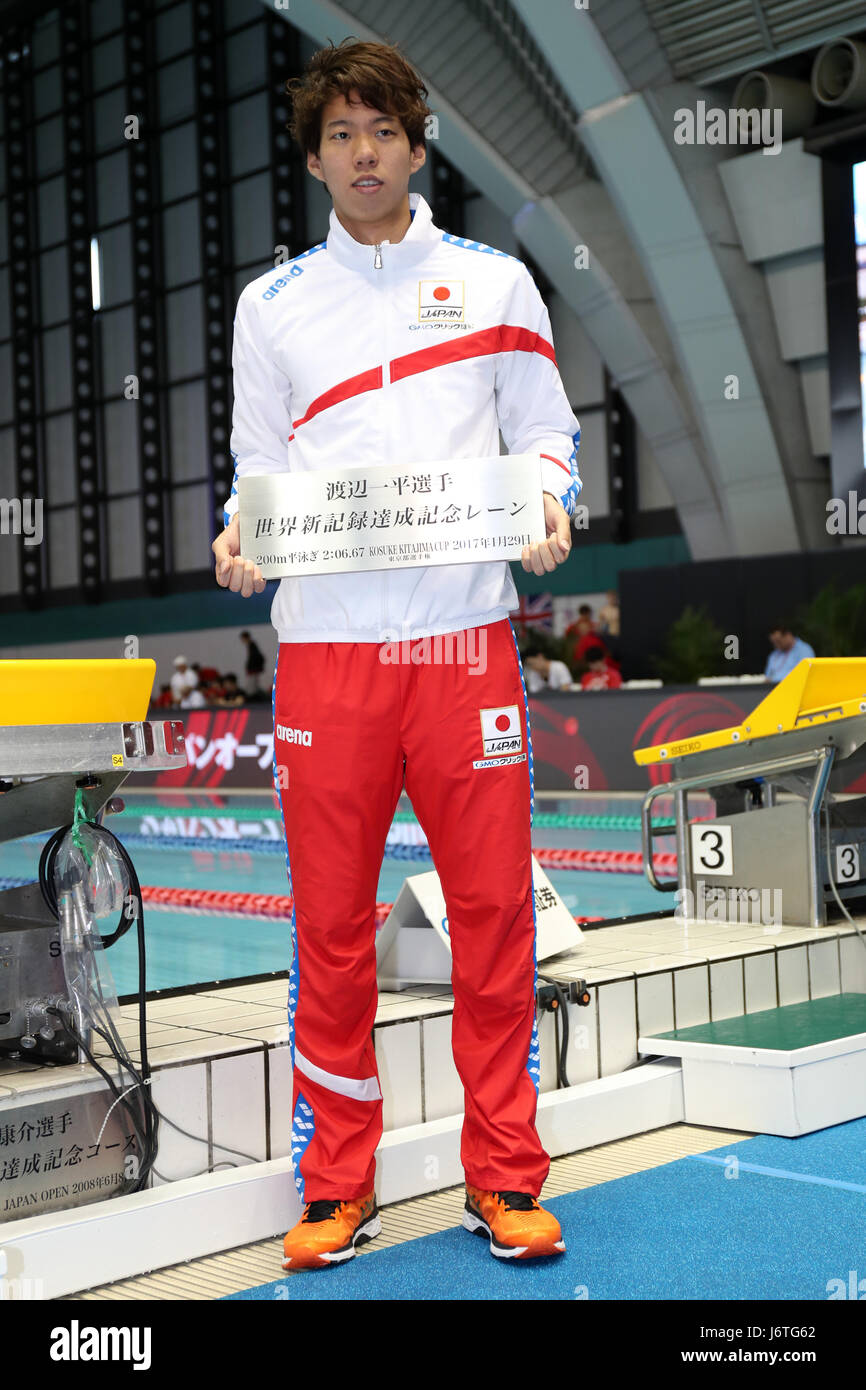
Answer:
[{"left": 273, "top": 617, "right": 549, "bottom": 1202}]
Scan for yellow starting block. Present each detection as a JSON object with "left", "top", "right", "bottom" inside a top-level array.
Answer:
[
  {"left": 635, "top": 658, "right": 866, "bottom": 766},
  {"left": 634, "top": 659, "right": 866, "bottom": 930},
  {"left": 0, "top": 659, "right": 187, "bottom": 1066},
  {"left": 0, "top": 658, "right": 156, "bottom": 726}
]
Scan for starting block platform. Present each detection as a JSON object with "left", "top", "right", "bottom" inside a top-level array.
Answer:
[
  {"left": 634, "top": 658, "right": 866, "bottom": 929},
  {"left": 639, "top": 993, "right": 866, "bottom": 1137}
]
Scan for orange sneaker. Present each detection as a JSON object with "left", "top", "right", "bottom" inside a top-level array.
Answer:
[
  {"left": 282, "top": 1192, "right": 380, "bottom": 1271},
  {"left": 463, "top": 1186, "right": 565, "bottom": 1260}
]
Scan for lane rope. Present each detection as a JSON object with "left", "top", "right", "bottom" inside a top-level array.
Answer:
[
  {"left": 0, "top": 878, "right": 603, "bottom": 926},
  {"left": 114, "top": 803, "right": 681, "bottom": 833},
  {"left": 26, "top": 832, "right": 675, "bottom": 875}
]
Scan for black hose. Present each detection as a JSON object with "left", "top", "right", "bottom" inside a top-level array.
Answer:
[
  {"left": 552, "top": 982, "right": 570, "bottom": 1089},
  {"left": 38, "top": 819, "right": 156, "bottom": 1189}
]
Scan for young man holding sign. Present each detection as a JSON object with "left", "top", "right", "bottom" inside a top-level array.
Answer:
[{"left": 212, "top": 39, "right": 581, "bottom": 1268}]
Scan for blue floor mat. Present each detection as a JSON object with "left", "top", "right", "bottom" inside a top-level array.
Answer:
[{"left": 224, "top": 1118, "right": 866, "bottom": 1301}]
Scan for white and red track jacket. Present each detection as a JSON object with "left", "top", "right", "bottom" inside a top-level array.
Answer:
[{"left": 225, "top": 192, "right": 582, "bottom": 643}]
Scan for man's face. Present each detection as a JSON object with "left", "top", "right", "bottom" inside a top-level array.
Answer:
[
  {"left": 769, "top": 630, "right": 793, "bottom": 651},
  {"left": 307, "top": 90, "right": 425, "bottom": 225}
]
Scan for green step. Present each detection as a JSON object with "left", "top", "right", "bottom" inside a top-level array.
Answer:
[{"left": 646, "top": 994, "right": 866, "bottom": 1052}]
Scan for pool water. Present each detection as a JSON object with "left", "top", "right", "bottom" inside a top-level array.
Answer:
[{"left": 1, "top": 792, "right": 677, "bottom": 996}]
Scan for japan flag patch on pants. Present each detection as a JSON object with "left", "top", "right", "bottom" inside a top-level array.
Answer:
[{"left": 479, "top": 705, "right": 522, "bottom": 757}]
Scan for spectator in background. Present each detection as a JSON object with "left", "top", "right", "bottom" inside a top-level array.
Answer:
[
  {"left": 241, "top": 630, "right": 266, "bottom": 697},
  {"left": 598, "top": 591, "right": 621, "bottom": 664},
  {"left": 571, "top": 626, "right": 611, "bottom": 668},
  {"left": 192, "top": 660, "right": 221, "bottom": 684},
  {"left": 564, "top": 604, "right": 597, "bottom": 641},
  {"left": 580, "top": 645, "right": 622, "bottom": 691},
  {"left": 154, "top": 683, "right": 174, "bottom": 709},
  {"left": 598, "top": 591, "right": 620, "bottom": 639},
  {"left": 765, "top": 624, "right": 815, "bottom": 683},
  {"left": 170, "top": 656, "right": 198, "bottom": 705},
  {"left": 215, "top": 673, "right": 245, "bottom": 707},
  {"left": 189, "top": 661, "right": 224, "bottom": 704},
  {"left": 523, "top": 647, "right": 574, "bottom": 694},
  {"left": 564, "top": 604, "right": 612, "bottom": 668},
  {"left": 180, "top": 685, "right": 207, "bottom": 709}
]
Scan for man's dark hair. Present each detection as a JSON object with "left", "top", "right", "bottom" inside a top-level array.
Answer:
[
  {"left": 769, "top": 623, "right": 792, "bottom": 635},
  {"left": 584, "top": 645, "right": 606, "bottom": 664},
  {"left": 522, "top": 644, "right": 545, "bottom": 661},
  {"left": 286, "top": 38, "right": 431, "bottom": 157},
  {"left": 578, "top": 604, "right": 592, "bottom": 616},
  {"left": 240, "top": 631, "right": 250, "bottom": 639},
  {"left": 223, "top": 672, "right": 238, "bottom": 682}
]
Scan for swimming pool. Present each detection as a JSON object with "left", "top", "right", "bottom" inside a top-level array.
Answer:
[{"left": 1, "top": 791, "right": 681, "bottom": 996}]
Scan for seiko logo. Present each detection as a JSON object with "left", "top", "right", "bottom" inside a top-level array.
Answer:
[
  {"left": 276, "top": 723, "right": 312, "bottom": 745},
  {"left": 262, "top": 265, "right": 304, "bottom": 300}
]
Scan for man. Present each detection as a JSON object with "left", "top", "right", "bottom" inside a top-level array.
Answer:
[
  {"left": 598, "top": 591, "right": 619, "bottom": 640},
  {"left": 580, "top": 645, "right": 623, "bottom": 691},
  {"left": 212, "top": 38, "right": 581, "bottom": 1270},
  {"left": 169, "top": 655, "right": 198, "bottom": 706},
  {"left": 765, "top": 624, "right": 815, "bottom": 683},
  {"left": 214, "top": 673, "right": 245, "bottom": 707},
  {"left": 523, "top": 647, "right": 574, "bottom": 694},
  {"left": 240, "top": 630, "right": 267, "bottom": 697},
  {"left": 565, "top": 604, "right": 609, "bottom": 667}
]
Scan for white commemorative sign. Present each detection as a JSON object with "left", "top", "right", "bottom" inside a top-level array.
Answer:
[{"left": 238, "top": 453, "right": 546, "bottom": 579}]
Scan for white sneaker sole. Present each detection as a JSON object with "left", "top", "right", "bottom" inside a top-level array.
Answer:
[
  {"left": 463, "top": 1207, "right": 565, "bottom": 1259},
  {"left": 283, "top": 1211, "right": 382, "bottom": 1268}
]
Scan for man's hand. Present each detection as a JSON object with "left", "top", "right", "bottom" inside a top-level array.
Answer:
[
  {"left": 521, "top": 492, "right": 572, "bottom": 575},
  {"left": 212, "top": 513, "right": 266, "bottom": 597}
]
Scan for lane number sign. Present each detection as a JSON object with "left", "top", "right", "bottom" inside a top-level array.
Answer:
[
  {"left": 690, "top": 823, "right": 733, "bottom": 876},
  {"left": 835, "top": 843, "right": 861, "bottom": 883}
]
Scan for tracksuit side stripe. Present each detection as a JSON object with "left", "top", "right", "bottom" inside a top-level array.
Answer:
[
  {"left": 273, "top": 651, "right": 308, "bottom": 1202},
  {"left": 509, "top": 620, "right": 541, "bottom": 1095}
]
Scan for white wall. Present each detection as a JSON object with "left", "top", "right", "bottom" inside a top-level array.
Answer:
[
  {"left": 718, "top": 138, "right": 831, "bottom": 464},
  {"left": 0, "top": 622, "right": 279, "bottom": 701}
]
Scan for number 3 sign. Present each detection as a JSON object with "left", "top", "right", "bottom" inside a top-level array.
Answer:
[{"left": 690, "top": 823, "right": 734, "bottom": 876}]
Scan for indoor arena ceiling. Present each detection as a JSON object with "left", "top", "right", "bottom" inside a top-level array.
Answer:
[{"left": 644, "top": 0, "right": 866, "bottom": 84}]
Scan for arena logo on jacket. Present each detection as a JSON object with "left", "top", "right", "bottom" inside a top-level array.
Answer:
[{"left": 473, "top": 705, "right": 526, "bottom": 770}]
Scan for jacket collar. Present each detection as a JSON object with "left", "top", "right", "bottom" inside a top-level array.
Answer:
[{"left": 327, "top": 192, "right": 441, "bottom": 271}]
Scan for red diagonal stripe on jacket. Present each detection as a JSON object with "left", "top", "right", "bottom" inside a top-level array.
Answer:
[{"left": 292, "top": 325, "right": 557, "bottom": 429}]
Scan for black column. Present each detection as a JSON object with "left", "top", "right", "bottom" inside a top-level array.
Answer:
[
  {"left": 61, "top": 2, "right": 106, "bottom": 602},
  {"left": 822, "top": 157, "right": 864, "bottom": 506},
  {"left": 191, "top": 0, "right": 235, "bottom": 545},
  {"left": 268, "top": 12, "right": 308, "bottom": 263},
  {"left": 124, "top": 1, "right": 171, "bottom": 595},
  {"left": 3, "top": 24, "right": 44, "bottom": 609},
  {"left": 606, "top": 370, "right": 636, "bottom": 544}
]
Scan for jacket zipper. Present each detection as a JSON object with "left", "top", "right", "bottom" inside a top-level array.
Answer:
[{"left": 376, "top": 241, "right": 389, "bottom": 635}]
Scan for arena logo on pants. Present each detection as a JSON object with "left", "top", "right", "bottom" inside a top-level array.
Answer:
[
  {"left": 275, "top": 723, "right": 312, "bottom": 746},
  {"left": 479, "top": 705, "right": 522, "bottom": 756}
]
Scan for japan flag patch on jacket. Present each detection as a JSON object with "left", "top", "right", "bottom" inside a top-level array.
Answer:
[{"left": 479, "top": 705, "right": 522, "bottom": 756}]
